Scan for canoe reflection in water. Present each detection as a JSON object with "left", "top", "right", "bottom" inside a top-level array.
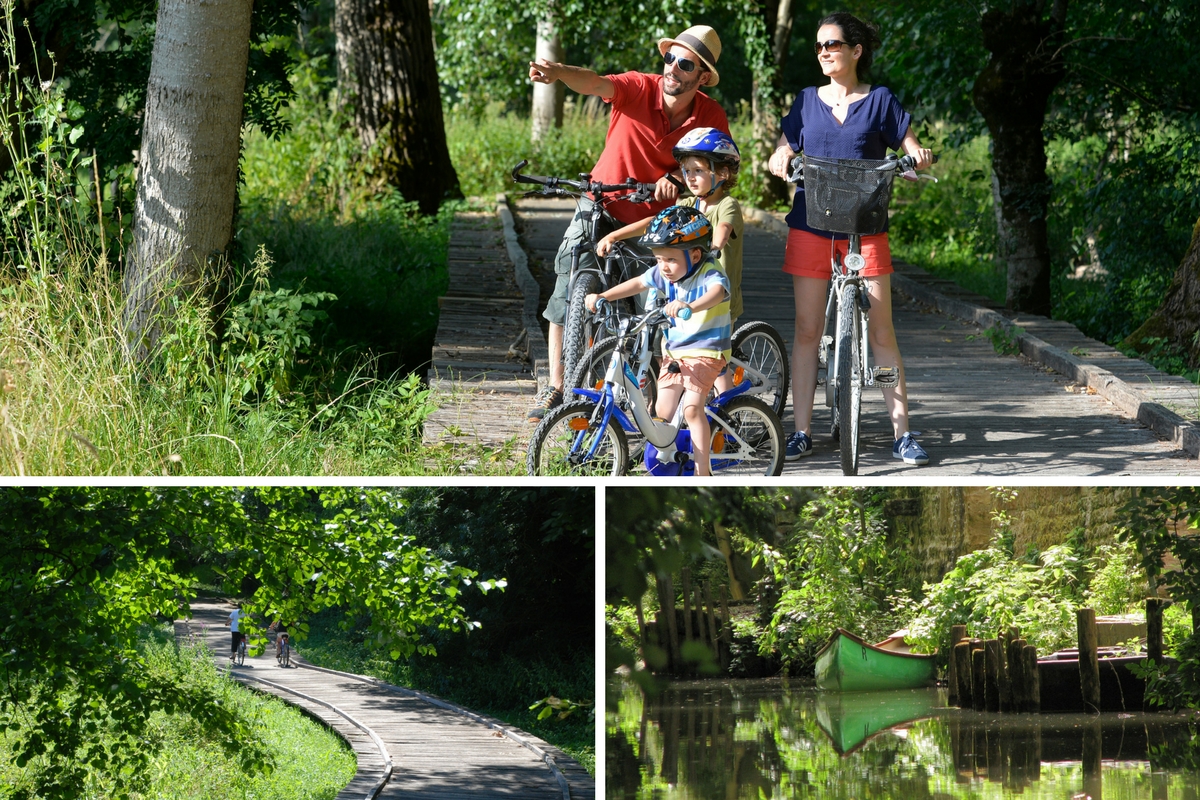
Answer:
[{"left": 608, "top": 679, "right": 1199, "bottom": 800}]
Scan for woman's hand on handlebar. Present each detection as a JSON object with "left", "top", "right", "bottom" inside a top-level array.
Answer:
[
  {"left": 907, "top": 148, "right": 934, "bottom": 171},
  {"left": 769, "top": 144, "right": 795, "bottom": 179}
]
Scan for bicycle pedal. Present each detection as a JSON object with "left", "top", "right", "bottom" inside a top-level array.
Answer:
[{"left": 872, "top": 367, "right": 898, "bottom": 387}]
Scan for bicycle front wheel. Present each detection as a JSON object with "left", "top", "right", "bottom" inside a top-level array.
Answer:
[
  {"left": 563, "top": 273, "right": 601, "bottom": 386},
  {"left": 569, "top": 335, "right": 657, "bottom": 461},
  {"left": 835, "top": 284, "right": 862, "bottom": 476},
  {"left": 730, "top": 320, "right": 790, "bottom": 417},
  {"left": 527, "top": 400, "right": 629, "bottom": 476},
  {"left": 710, "top": 396, "right": 785, "bottom": 476}
]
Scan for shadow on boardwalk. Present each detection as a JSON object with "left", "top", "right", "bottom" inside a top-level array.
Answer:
[{"left": 180, "top": 600, "right": 593, "bottom": 800}]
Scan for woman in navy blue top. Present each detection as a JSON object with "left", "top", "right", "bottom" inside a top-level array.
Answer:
[{"left": 768, "top": 11, "right": 934, "bottom": 466}]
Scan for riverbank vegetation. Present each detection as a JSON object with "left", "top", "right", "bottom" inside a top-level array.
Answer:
[{"left": 606, "top": 486, "right": 1200, "bottom": 711}]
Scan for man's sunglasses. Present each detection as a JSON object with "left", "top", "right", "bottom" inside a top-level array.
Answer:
[
  {"left": 663, "top": 52, "right": 700, "bottom": 73},
  {"left": 814, "top": 39, "right": 848, "bottom": 54}
]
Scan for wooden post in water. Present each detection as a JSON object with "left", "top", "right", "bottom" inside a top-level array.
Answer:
[
  {"left": 1077, "top": 607, "right": 1101, "bottom": 713},
  {"left": 954, "top": 641, "right": 972, "bottom": 708},
  {"left": 702, "top": 580, "right": 720, "bottom": 664},
  {"left": 1082, "top": 718, "right": 1103, "bottom": 800},
  {"left": 1021, "top": 644, "right": 1040, "bottom": 713},
  {"left": 948, "top": 625, "right": 967, "bottom": 705},
  {"left": 984, "top": 638, "right": 1001, "bottom": 712},
  {"left": 1008, "top": 637, "right": 1026, "bottom": 711},
  {"left": 718, "top": 585, "right": 732, "bottom": 672},
  {"left": 996, "top": 630, "right": 1012, "bottom": 712},
  {"left": 659, "top": 573, "right": 680, "bottom": 672},
  {"left": 972, "top": 646, "right": 986, "bottom": 712},
  {"left": 692, "top": 586, "right": 706, "bottom": 650},
  {"left": 1147, "top": 597, "right": 1165, "bottom": 664},
  {"left": 680, "top": 567, "right": 694, "bottom": 645}
]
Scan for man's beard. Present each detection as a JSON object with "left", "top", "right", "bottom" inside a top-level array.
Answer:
[{"left": 663, "top": 69, "right": 702, "bottom": 97}]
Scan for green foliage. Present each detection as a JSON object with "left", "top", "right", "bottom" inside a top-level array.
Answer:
[
  {"left": 0, "top": 487, "right": 492, "bottom": 798},
  {"left": 1084, "top": 539, "right": 1148, "bottom": 615},
  {"left": 755, "top": 488, "right": 912, "bottom": 670}
]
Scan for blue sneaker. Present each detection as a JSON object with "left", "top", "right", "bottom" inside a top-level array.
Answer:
[
  {"left": 785, "top": 431, "right": 814, "bottom": 461},
  {"left": 893, "top": 432, "right": 928, "bottom": 465}
]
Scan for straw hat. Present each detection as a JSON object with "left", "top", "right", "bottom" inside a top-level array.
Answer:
[{"left": 657, "top": 25, "right": 722, "bottom": 87}]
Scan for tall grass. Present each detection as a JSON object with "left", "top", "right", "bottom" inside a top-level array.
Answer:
[
  {"left": 0, "top": 42, "right": 494, "bottom": 474},
  {"left": 0, "top": 627, "right": 356, "bottom": 799}
]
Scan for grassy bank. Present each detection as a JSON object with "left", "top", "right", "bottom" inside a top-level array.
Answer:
[
  {"left": 296, "top": 609, "right": 595, "bottom": 775},
  {"left": 0, "top": 627, "right": 356, "bottom": 800}
]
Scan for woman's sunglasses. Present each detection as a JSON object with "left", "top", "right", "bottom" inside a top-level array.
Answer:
[
  {"left": 663, "top": 52, "right": 699, "bottom": 73},
  {"left": 814, "top": 39, "right": 848, "bottom": 54}
]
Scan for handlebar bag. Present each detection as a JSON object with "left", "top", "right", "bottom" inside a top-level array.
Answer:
[{"left": 802, "top": 155, "right": 895, "bottom": 235}]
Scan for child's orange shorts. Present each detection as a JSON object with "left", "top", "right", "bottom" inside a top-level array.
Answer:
[
  {"left": 658, "top": 356, "right": 726, "bottom": 397},
  {"left": 782, "top": 229, "right": 893, "bottom": 279}
]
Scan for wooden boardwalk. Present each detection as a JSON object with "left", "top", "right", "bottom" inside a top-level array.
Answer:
[
  {"left": 514, "top": 198, "right": 1197, "bottom": 475},
  {"left": 180, "top": 601, "right": 592, "bottom": 800},
  {"left": 424, "top": 209, "right": 544, "bottom": 454}
]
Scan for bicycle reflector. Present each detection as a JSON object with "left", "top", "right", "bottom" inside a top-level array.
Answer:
[
  {"left": 568, "top": 418, "right": 590, "bottom": 431},
  {"left": 711, "top": 431, "right": 727, "bottom": 454}
]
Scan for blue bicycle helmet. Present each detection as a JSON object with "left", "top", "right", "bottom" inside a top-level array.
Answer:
[
  {"left": 673, "top": 127, "right": 740, "bottom": 168},
  {"left": 637, "top": 206, "right": 714, "bottom": 278}
]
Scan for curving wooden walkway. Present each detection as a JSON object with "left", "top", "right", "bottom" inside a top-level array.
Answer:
[{"left": 179, "top": 601, "right": 593, "bottom": 800}]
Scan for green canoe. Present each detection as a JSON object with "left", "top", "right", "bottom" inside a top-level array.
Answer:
[{"left": 814, "top": 628, "right": 937, "bottom": 692}]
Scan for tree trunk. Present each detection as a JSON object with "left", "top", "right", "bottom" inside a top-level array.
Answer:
[
  {"left": 972, "top": 1, "right": 1067, "bottom": 316},
  {"left": 745, "top": 0, "right": 793, "bottom": 205},
  {"left": 531, "top": 12, "right": 564, "bottom": 143},
  {"left": 1122, "top": 217, "right": 1200, "bottom": 364},
  {"left": 123, "top": 0, "right": 253, "bottom": 358},
  {"left": 336, "top": 0, "right": 461, "bottom": 215}
]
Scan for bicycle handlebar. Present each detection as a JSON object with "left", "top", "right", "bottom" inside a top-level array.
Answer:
[
  {"left": 511, "top": 160, "right": 659, "bottom": 203},
  {"left": 785, "top": 152, "right": 939, "bottom": 183}
]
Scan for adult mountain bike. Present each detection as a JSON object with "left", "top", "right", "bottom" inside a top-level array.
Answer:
[
  {"left": 511, "top": 160, "right": 658, "bottom": 382},
  {"left": 527, "top": 300, "right": 785, "bottom": 476},
  {"left": 788, "top": 152, "right": 936, "bottom": 475}
]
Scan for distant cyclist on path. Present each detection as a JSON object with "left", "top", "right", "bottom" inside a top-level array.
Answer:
[{"left": 526, "top": 24, "right": 730, "bottom": 422}]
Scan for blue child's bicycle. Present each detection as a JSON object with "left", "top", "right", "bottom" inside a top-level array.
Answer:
[{"left": 526, "top": 299, "right": 785, "bottom": 476}]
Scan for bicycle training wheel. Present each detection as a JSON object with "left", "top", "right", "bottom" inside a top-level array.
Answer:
[
  {"left": 730, "top": 320, "right": 790, "bottom": 417},
  {"left": 527, "top": 400, "right": 629, "bottom": 476},
  {"left": 563, "top": 273, "right": 601, "bottom": 386},
  {"left": 836, "top": 284, "right": 862, "bottom": 476},
  {"left": 709, "top": 396, "right": 785, "bottom": 476}
]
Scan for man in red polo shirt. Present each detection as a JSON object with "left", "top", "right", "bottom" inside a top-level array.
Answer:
[{"left": 526, "top": 25, "right": 730, "bottom": 422}]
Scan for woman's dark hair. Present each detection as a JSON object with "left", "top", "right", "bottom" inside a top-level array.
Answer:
[{"left": 818, "top": 12, "right": 882, "bottom": 80}]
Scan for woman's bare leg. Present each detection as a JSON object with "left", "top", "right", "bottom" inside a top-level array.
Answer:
[
  {"left": 790, "top": 275, "right": 832, "bottom": 435},
  {"left": 864, "top": 274, "right": 910, "bottom": 439}
]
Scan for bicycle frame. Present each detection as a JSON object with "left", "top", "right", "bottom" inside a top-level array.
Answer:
[{"left": 568, "top": 311, "right": 759, "bottom": 469}]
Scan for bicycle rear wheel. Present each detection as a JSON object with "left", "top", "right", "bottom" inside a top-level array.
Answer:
[
  {"left": 709, "top": 396, "right": 785, "bottom": 476},
  {"left": 236, "top": 638, "right": 246, "bottom": 667},
  {"left": 280, "top": 641, "right": 290, "bottom": 667},
  {"left": 730, "top": 320, "right": 790, "bottom": 417},
  {"left": 563, "top": 273, "right": 601, "bottom": 386},
  {"left": 835, "top": 284, "right": 862, "bottom": 476},
  {"left": 527, "top": 400, "right": 629, "bottom": 476}
]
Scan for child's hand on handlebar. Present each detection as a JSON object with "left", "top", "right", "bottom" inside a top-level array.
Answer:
[
  {"left": 595, "top": 236, "right": 615, "bottom": 257},
  {"left": 585, "top": 293, "right": 604, "bottom": 313},
  {"left": 663, "top": 300, "right": 691, "bottom": 319}
]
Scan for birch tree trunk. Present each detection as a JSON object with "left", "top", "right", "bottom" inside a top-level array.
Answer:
[
  {"left": 531, "top": 13, "right": 564, "bottom": 143},
  {"left": 335, "top": 0, "right": 461, "bottom": 214},
  {"left": 123, "top": 0, "right": 253, "bottom": 358}
]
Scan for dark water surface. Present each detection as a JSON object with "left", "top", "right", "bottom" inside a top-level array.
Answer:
[{"left": 607, "top": 678, "right": 1200, "bottom": 799}]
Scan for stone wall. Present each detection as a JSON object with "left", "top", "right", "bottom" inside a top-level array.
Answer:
[{"left": 886, "top": 487, "right": 1134, "bottom": 585}]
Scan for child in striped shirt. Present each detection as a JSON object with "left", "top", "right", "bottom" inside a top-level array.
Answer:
[{"left": 586, "top": 206, "right": 730, "bottom": 475}]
